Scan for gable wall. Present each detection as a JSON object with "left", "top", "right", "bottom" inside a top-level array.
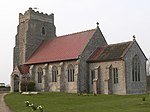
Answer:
[
  {"left": 124, "top": 41, "right": 147, "bottom": 94},
  {"left": 78, "top": 28, "right": 107, "bottom": 93}
]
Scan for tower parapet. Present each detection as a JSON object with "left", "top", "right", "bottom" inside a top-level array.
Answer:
[{"left": 19, "top": 7, "right": 54, "bottom": 23}]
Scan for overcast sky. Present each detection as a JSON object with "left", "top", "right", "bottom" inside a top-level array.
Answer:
[{"left": 0, "top": 0, "right": 150, "bottom": 85}]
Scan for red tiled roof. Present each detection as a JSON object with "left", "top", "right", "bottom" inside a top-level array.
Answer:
[
  {"left": 88, "top": 46, "right": 106, "bottom": 61},
  {"left": 88, "top": 41, "right": 132, "bottom": 62},
  {"left": 26, "top": 29, "right": 96, "bottom": 64},
  {"left": 18, "top": 65, "right": 29, "bottom": 74}
]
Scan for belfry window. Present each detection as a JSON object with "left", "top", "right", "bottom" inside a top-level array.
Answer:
[
  {"left": 67, "top": 64, "right": 75, "bottom": 82},
  {"left": 132, "top": 55, "right": 140, "bottom": 82},
  {"left": 42, "top": 27, "right": 45, "bottom": 35},
  {"left": 37, "top": 67, "right": 43, "bottom": 83},
  {"left": 52, "top": 66, "right": 58, "bottom": 82}
]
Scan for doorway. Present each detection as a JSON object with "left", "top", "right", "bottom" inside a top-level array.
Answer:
[{"left": 14, "top": 75, "right": 19, "bottom": 92}]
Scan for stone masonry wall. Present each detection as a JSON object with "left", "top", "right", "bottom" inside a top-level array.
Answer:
[
  {"left": 19, "top": 8, "right": 54, "bottom": 23},
  {"left": 13, "top": 8, "right": 56, "bottom": 68},
  {"left": 29, "top": 60, "right": 79, "bottom": 93},
  {"left": 78, "top": 27, "right": 107, "bottom": 93},
  {"left": 14, "top": 21, "right": 28, "bottom": 67},
  {"left": 124, "top": 41, "right": 147, "bottom": 94},
  {"left": 89, "top": 60, "right": 126, "bottom": 95},
  {"left": 25, "top": 19, "right": 56, "bottom": 60}
]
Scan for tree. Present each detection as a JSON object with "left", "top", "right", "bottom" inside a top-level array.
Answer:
[{"left": 21, "top": 74, "right": 35, "bottom": 91}]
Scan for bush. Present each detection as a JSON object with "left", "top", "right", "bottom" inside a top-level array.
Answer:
[
  {"left": 142, "top": 96, "right": 146, "bottom": 101},
  {"left": 21, "top": 81, "right": 35, "bottom": 91}
]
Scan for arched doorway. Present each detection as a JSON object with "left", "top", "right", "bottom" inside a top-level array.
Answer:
[{"left": 14, "top": 75, "right": 19, "bottom": 92}]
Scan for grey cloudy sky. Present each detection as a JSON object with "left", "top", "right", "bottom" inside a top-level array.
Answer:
[{"left": 0, "top": 0, "right": 150, "bottom": 84}]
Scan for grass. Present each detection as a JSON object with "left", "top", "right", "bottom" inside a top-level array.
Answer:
[{"left": 4, "top": 92, "right": 150, "bottom": 112}]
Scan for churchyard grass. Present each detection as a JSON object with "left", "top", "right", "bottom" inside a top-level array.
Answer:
[{"left": 4, "top": 92, "right": 150, "bottom": 112}]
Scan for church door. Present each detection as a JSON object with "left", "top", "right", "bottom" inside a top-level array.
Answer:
[{"left": 14, "top": 75, "right": 19, "bottom": 92}]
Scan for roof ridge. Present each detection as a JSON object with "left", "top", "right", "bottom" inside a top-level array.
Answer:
[
  {"left": 88, "top": 40, "right": 134, "bottom": 62},
  {"left": 26, "top": 28, "right": 96, "bottom": 64},
  {"left": 107, "top": 41, "right": 133, "bottom": 58},
  {"left": 57, "top": 28, "right": 96, "bottom": 38},
  {"left": 108, "top": 41, "right": 132, "bottom": 46}
]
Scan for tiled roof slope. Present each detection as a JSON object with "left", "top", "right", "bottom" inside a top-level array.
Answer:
[
  {"left": 88, "top": 41, "right": 133, "bottom": 62},
  {"left": 26, "top": 29, "right": 96, "bottom": 64},
  {"left": 18, "top": 65, "right": 29, "bottom": 74}
]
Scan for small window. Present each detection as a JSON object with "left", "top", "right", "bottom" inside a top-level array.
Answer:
[
  {"left": 37, "top": 67, "right": 43, "bottom": 83},
  {"left": 67, "top": 64, "right": 75, "bottom": 82},
  {"left": 113, "top": 68, "right": 118, "bottom": 84},
  {"left": 91, "top": 70, "right": 95, "bottom": 84},
  {"left": 52, "top": 66, "right": 58, "bottom": 82},
  {"left": 42, "top": 27, "right": 45, "bottom": 35}
]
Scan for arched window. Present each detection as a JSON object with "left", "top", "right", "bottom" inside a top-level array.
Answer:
[
  {"left": 52, "top": 66, "right": 58, "bottom": 82},
  {"left": 42, "top": 27, "right": 45, "bottom": 35},
  {"left": 37, "top": 67, "right": 43, "bottom": 83},
  {"left": 67, "top": 64, "right": 75, "bottom": 82},
  {"left": 132, "top": 55, "right": 140, "bottom": 82}
]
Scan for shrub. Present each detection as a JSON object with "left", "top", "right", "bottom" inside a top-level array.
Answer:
[
  {"left": 21, "top": 81, "right": 35, "bottom": 91},
  {"left": 142, "top": 96, "right": 146, "bottom": 101}
]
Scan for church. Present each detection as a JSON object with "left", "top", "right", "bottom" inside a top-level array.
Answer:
[{"left": 11, "top": 8, "right": 147, "bottom": 95}]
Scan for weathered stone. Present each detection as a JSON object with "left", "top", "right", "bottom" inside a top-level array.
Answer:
[{"left": 11, "top": 8, "right": 147, "bottom": 95}]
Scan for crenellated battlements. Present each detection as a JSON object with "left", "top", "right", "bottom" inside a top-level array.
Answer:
[{"left": 19, "top": 7, "right": 54, "bottom": 23}]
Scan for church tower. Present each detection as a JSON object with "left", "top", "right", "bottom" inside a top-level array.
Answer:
[{"left": 13, "top": 8, "right": 56, "bottom": 68}]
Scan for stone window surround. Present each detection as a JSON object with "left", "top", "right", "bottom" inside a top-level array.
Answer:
[
  {"left": 37, "top": 67, "right": 43, "bottom": 83},
  {"left": 67, "top": 64, "right": 75, "bottom": 82},
  {"left": 132, "top": 55, "right": 141, "bottom": 82},
  {"left": 41, "top": 27, "right": 46, "bottom": 35},
  {"left": 113, "top": 68, "right": 118, "bottom": 84},
  {"left": 52, "top": 66, "right": 58, "bottom": 82}
]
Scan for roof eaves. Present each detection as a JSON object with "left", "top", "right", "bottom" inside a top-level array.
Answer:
[
  {"left": 134, "top": 40, "right": 148, "bottom": 60},
  {"left": 87, "top": 57, "right": 124, "bottom": 63},
  {"left": 25, "top": 57, "right": 79, "bottom": 65},
  {"left": 97, "top": 26, "right": 108, "bottom": 45},
  {"left": 120, "top": 40, "right": 147, "bottom": 60}
]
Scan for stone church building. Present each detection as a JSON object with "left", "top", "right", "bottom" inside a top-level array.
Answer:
[{"left": 11, "top": 8, "right": 147, "bottom": 95}]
